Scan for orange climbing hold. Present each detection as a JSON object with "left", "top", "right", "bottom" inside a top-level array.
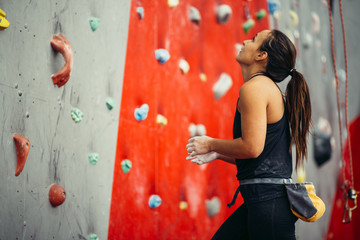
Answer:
[
  {"left": 49, "top": 184, "right": 66, "bottom": 207},
  {"left": 50, "top": 34, "right": 73, "bottom": 87},
  {"left": 13, "top": 134, "right": 30, "bottom": 177}
]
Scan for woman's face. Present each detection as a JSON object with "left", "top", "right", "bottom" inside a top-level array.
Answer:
[{"left": 236, "top": 30, "right": 271, "bottom": 65}]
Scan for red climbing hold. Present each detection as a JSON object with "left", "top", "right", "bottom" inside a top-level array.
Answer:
[
  {"left": 50, "top": 33, "right": 73, "bottom": 87},
  {"left": 49, "top": 184, "right": 66, "bottom": 207},
  {"left": 13, "top": 134, "right": 30, "bottom": 177}
]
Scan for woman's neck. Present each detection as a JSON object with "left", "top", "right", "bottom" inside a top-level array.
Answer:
[{"left": 241, "top": 65, "right": 266, "bottom": 82}]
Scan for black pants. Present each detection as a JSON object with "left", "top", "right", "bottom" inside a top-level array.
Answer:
[{"left": 212, "top": 196, "right": 298, "bottom": 240}]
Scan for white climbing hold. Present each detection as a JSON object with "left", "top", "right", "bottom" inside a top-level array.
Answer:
[
  {"left": 311, "top": 12, "right": 320, "bottom": 35},
  {"left": 338, "top": 69, "right": 346, "bottom": 83},
  {"left": 206, "top": 196, "right": 221, "bottom": 218},
  {"left": 213, "top": 73, "right": 233, "bottom": 99},
  {"left": 216, "top": 4, "right": 232, "bottom": 24},
  {"left": 189, "top": 6, "right": 201, "bottom": 25},
  {"left": 155, "top": 49, "right": 170, "bottom": 64},
  {"left": 284, "top": 29, "right": 295, "bottom": 44},
  {"left": 188, "top": 123, "right": 207, "bottom": 137},
  {"left": 168, "top": 0, "right": 179, "bottom": 8},
  {"left": 179, "top": 59, "right": 190, "bottom": 74},
  {"left": 289, "top": 10, "right": 299, "bottom": 27},
  {"left": 137, "top": 7, "right": 144, "bottom": 19},
  {"left": 235, "top": 43, "right": 243, "bottom": 55},
  {"left": 156, "top": 114, "right": 168, "bottom": 126},
  {"left": 188, "top": 123, "right": 197, "bottom": 137},
  {"left": 302, "top": 32, "right": 313, "bottom": 49},
  {"left": 196, "top": 124, "right": 206, "bottom": 136}
]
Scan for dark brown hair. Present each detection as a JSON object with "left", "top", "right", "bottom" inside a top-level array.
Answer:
[{"left": 259, "top": 29, "right": 312, "bottom": 168}]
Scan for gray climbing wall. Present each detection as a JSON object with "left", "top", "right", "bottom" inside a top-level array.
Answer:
[
  {"left": 0, "top": 0, "right": 131, "bottom": 239},
  {"left": 273, "top": 0, "right": 360, "bottom": 239}
]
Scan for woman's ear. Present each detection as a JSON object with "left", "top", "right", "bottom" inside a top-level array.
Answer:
[{"left": 255, "top": 51, "right": 268, "bottom": 61}]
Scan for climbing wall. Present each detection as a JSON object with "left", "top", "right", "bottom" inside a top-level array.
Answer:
[
  {"left": 0, "top": 1, "right": 131, "bottom": 239},
  {"left": 108, "top": 0, "right": 269, "bottom": 239},
  {"left": 271, "top": 0, "right": 360, "bottom": 239}
]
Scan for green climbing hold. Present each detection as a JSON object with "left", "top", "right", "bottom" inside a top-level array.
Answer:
[
  {"left": 121, "top": 159, "right": 132, "bottom": 174},
  {"left": 89, "top": 17, "right": 101, "bottom": 31},
  {"left": 243, "top": 19, "right": 255, "bottom": 33},
  {"left": 88, "top": 153, "right": 99, "bottom": 165},
  {"left": 256, "top": 9, "right": 266, "bottom": 20},
  {"left": 71, "top": 108, "right": 84, "bottom": 123},
  {"left": 106, "top": 97, "right": 115, "bottom": 110},
  {"left": 89, "top": 233, "right": 99, "bottom": 240}
]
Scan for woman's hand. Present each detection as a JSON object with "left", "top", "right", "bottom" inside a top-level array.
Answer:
[
  {"left": 186, "top": 151, "right": 218, "bottom": 165},
  {"left": 186, "top": 136, "right": 213, "bottom": 156}
]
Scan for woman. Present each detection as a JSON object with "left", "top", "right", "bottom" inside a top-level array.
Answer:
[{"left": 186, "top": 29, "right": 311, "bottom": 239}]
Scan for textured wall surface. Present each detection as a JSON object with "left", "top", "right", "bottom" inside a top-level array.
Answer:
[{"left": 0, "top": 1, "right": 130, "bottom": 239}]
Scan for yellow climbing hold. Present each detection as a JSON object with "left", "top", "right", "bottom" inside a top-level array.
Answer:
[
  {"left": 199, "top": 73, "right": 207, "bottom": 82},
  {"left": 179, "top": 201, "right": 188, "bottom": 210},
  {"left": 289, "top": 10, "right": 299, "bottom": 27},
  {"left": 156, "top": 114, "right": 168, "bottom": 126},
  {"left": 0, "top": 9, "right": 10, "bottom": 30}
]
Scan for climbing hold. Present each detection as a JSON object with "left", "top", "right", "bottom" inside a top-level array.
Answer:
[
  {"left": 49, "top": 184, "right": 66, "bottom": 207},
  {"left": 235, "top": 43, "right": 243, "bottom": 55},
  {"left": 149, "top": 194, "right": 162, "bottom": 208},
  {"left": 242, "top": 19, "right": 255, "bottom": 33},
  {"left": 13, "top": 134, "right": 30, "bottom": 177},
  {"left": 296, "top": 165, "right": 306, "bottom": 183},
  {"left": 311, "top": 12, "right": 320, "bottom": 35},
  {"left": 50, "top": 34, "right": 73, "bottom": 87},
  {"left": 199, "top": 73, "right": 207, "bottom": 82},
  {"left": 268, "top": 0, "right": 281, "bottom": 14},
  {"left": 134, "top": 104, "right": 149, "bottom": 121},
  {"left": 302, "top": 33, "right": 313, "bottom": 49},
  {"left": 179, "top": 59, "right": 190, "bottom": 74},
  {"left": 89, "top": 17, "right": 101, "bottom": 31},
  {"left": 155, "top": 49, "right": 170, "bottom": 64},
  {"left": 188, "top": 123, "right": 207, "bottom": 137},
  {"left": 314, "top": 129, "right": 332, "bottom": 167},
  {"left": 137, "top": 7, "right": 144, "bottom": 19},
  {"left": 216, "top": 4, "right": 232, "bottom": 24},
  {"left": 0, "top": 8, "right": 10, "bottom": 30},
  {"left": 338, "top": 69, "right": 346, "bottom": 83},
  {"left": 206, "top": 196, "right": 220, "bottom": 218},
  {"left": 284, "top": 29, "right": 295, "bottom": 44},
  {"left": 121, "top": 159, "right": 132, "bottom": 174},
  {"left": 89, "top": 234, "right": 99, "bottom": 240},
  {"left": 212, "top": 73, "right": 232, "bottom": 99},
  {"left": 179, "top": 201, "right": 188, "bottom": 210},
  {"left": 168, "top": 0, "right": 179, "bottom": 8},
  {"left": 156, "top": 114, "right": 168, "bottom": 126},
  {"left": 88, "top": 153, "right": 99, "bottom": 165},
  {"left": 196, "top": 124, "right": 206, "bottom": 136},
  {"left": 255, "top": 9, "right": 267, "bottom": 20},
  {"left": 106, "top": 97, "right": 115, "bottom": 110},
  {"left": 189, "top": 123, "right": 197, "bottom": 137},
  {"left": 273, "top": 11, "right": 282, "bottom": 20},
  {"left": 289, "top": 10, "right": 299, "bottom": 27},
  {"left": 71, "top": 108, "right": 84, "bottom": 123},
  {"left": 189, "top": 6, "right": 201, "bottom": 25}
]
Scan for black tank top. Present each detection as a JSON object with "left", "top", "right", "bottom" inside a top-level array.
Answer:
[{"left": 232, "top": 81, "right": 293, "bottom": 203}]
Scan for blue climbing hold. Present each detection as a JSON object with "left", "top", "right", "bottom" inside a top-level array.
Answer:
[
  {"left": 268, "top": 0, "right": 281, "bottom": 14},
  {"left": 155, "top": 49, "right": 170, "bottom": 64},
  {"left": 89, "top": 17, "right": 101, "bottom": 31},
  {"left": 134, "top": 104, "right": 149, "bottom": 121},
  {"left": 149, "top": 194, "right": 162, "bottom": 208}
]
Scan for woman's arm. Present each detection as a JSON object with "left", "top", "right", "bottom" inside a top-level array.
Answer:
[{"left": 186, "top": 80, "right": 268, "bottom": 160}]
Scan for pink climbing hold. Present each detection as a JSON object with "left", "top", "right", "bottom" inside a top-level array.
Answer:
[
  {"left": 50, "top": 34, "right": 73, "bottom": 87},
  {"left": 49, "top": 184, "right": 66, "bottom": 207},
  {"left": 13, "top": 134, "right": 30, "bottom": 177}
]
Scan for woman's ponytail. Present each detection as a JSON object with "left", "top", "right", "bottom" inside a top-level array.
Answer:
[{"left": 285, "top": 70, "right": 312, "bottom": 168}]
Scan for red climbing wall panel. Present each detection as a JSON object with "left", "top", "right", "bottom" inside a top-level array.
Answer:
[
  {"left": 108, "top": 0, "right": 269, "bottom": 239},
  {"left": 326, "top": 115, "right": 360, "bottom": 240}
]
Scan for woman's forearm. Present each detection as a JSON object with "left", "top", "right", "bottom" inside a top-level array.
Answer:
[
  {"left": 217, "top": 153, "right": 236, "bottom": 165},
  {"left": 210, "top": 138, "right": 261, "bottom": 160}
]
